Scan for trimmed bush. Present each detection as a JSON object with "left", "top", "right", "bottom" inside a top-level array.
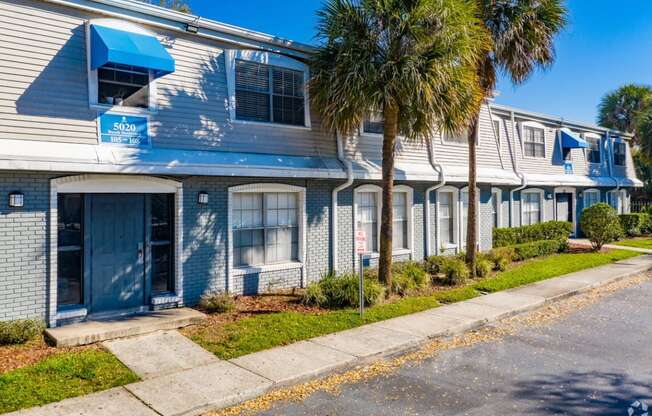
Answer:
[
  {"left": 475, "top": 257, "right": 493, "bottom": 277},
  {"left": 619, "top": 213, "right": 652, "bottom": 236},
  {"left": 199, "top": 292, "right": 236, "bottom": 314},
  {"left": 302, "top": 273, "right": 385, "bottom": 308},
  {"left": 511, "top": 239, "right": 564, "bottom": 261},
  {"left": 0, "top": 319, "right": 44, "bottom": 346},
  {"left": 488, "top": 246, "right": 515, "bottom": 271},
  {"left": 580, "top": 203, "right": 623, "bottom": 250},
  {"left": 493, "top": 221, "right": 572, "bottom": 247},
  {"left": 439, "top": 257, "right": 470, "bottom": 285}
]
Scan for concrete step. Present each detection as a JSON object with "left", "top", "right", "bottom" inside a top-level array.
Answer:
[{"left": 45, "top": 308, "right": 205, "bottom": 347}]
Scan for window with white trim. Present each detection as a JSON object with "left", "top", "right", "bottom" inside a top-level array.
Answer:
[
  {"left": 583, "top": 190, "right": 600, "bottom": 209},
  {"left": 393, "top": 192, "right": 408, "bottom": 249},
  {"left": 363, "top": 112, "right": 384, "bottom": 135},
  {"left": 443, "top": 129, "right": 469, "bottom": 144},
  {"left": 232, "top": 192, "right": 299, "bottom": 267},
  {"left": 235, "top": 59, "right": 305, "bottom": 126},
  {"left": 614, "top": 142, "right": 626, "bottom": 166},
  {"left": 493, "top": 120, "right": 501, "bottom": 140},
  {"left": 356, "top": 191, "right": 378, "bottom": 253},
  {"left": 439, "top": 191, "right": 455, "bottom": 245},
  {"left": 461, "top": 191, "right": 469, "bottom": 245},
  {"left": 587, "top": 137, "right": 601, "bottom": 164},
  {"left": 522, "top": 191, "right": 542, "bottom": 225},
  {"left": 97, "top": 63, "right": 150, "bottom": 108},
  {"left": 523, "top": 126, "right": 545, "bottom": 158},
  {"left": 491, "top": 190, "right": 501, "bottom": 228}
]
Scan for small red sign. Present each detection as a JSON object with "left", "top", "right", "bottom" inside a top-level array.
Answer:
[{"left": 355, "top": 230, "right": 366, "bottom": 254}]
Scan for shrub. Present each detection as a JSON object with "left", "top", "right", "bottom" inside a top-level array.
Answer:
[
  {"left": 425, "top": 255, "right": 446, "bottom": 275},
  {"left": 619, "top": 213, "right": 651, "bottom": 236},
  {"left": 199, "top": 292, "right": 236, "bottom": 314},
  {"left": 439, "top": 257, "right": 470, "bottom": 285},
  {"left": 488, "top": 246, "right": 515, "bottom": 271},
  {"left": 391, "top": 261, "right": 428, "bottom": 296},
  {"left": 302, "top": 273, "right": 385, "bottom": 308},
  {"left": 493, "top": 221, "right": 572, "bottom": 247},
  {"left": 580, "top": 203, "right": 623, "bottom": 250},
  {"left": 475, "top": 257, "right": 493, "bottom": 277},
  {"left": 511, "top": 239, "right": 563, "bottom": 261},
  {"left": 0, "top": 319, "right": 44, "bottom": 346}
]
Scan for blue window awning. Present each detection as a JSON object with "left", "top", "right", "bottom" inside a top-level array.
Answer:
[
  {"left": 560, "top": 128, "right": 589, "bottom": 149},
  {"left": 90, "top": 24, "right": 175, "bottom": 78}
]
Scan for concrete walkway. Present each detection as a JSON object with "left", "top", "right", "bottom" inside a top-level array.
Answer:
[
  {"left": 8, "top": 255, "right": 652, "bottom": 416},
  {"left": 571, "top": 238, "right": 652, "bottom": 254}
]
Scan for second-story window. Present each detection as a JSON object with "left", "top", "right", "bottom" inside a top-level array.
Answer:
[
  {"left": 363, "top": 113, "right": 384, "bottom": 135},
  {"left": 493, "top": 120, "right": 501, "bottom": 140},
  {"left": 523, "top": 126, "right": 545, "bottom": 158},
  {"left": 587, "top": 137, "right": 601, "bottom": 164},
  {"left": 614, "top": 142, "right": 626, "bottom": 166},
  {"left": 98, "top": 63, "right": 149, "bottom": 109},
  {"left": 443, "top": 129, "right": 469, "bottom": 144},
  {"left": 235, "top": 60, "right": 305, "bottom": 126}
]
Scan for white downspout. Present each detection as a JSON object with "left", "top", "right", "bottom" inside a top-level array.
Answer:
[
  {"left": 508, "top": 110, "right": 527, "bottom": 227},
  {"left": 332, "top": 132, "right": 354, "bottom": 274},
  {"left": 425, "top": 136, "right": 446, "bottom": 257}
]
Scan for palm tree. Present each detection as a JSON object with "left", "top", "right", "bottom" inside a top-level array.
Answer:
[
  {"left": 311, "top": 0, "right": 489, "bottom": 288},
  {"left": 464, "top": 0, "right": 566, "bottom": 276},
  {"left": 598, "top": 84, "right": 652, "bottom": 140}
]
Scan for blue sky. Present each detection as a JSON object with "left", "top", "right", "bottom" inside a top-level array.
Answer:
[{"left": 187, "top": 0, "right": 652, "bottom": 125}]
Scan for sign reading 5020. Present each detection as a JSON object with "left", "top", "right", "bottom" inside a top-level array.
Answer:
[{"left": 98, "top": 113, "right": 150, "bottom": 147}]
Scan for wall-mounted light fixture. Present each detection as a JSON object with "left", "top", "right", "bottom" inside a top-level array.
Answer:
[
  {"left": 8, "top": 191, "right": 24, "bottom": 208},
  {"left": 197, "top": 191, "right": 209, "bottom": 205},
  {"left": 185, "top": 23, "right": 199, "bottom": 34}
]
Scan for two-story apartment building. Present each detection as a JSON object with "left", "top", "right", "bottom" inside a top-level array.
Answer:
[{"left": 0, "top": 0, "right": 641, "bottom": 327}]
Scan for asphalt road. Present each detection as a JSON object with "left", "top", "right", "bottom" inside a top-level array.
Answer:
[{"left": 257, "top": 277, "right": 652, "bottom": 416}]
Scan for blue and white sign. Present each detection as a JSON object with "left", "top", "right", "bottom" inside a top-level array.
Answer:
[
  {"left": 564, "top": 161, "right": 573, "bottom": 175},
  {"left": 98, "top": 113, "right": 150, "bottom": 146}
]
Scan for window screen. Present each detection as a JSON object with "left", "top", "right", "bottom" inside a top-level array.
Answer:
[
  {"left": 524, "top": 126, "right": 545, "bottom": 158},
  {"left": 587, "top": 137, "right": 601, "bottom": 164},
  {"left": 439, "top": 192, "right": 455, "bottom": 245},
  {"left": 392, "top": 192, "right": 408, "bottom": 249},
  {"left": 356, "top": 192, "right": 378, "bottom": 253},
  {"left": 522, "top": 192, "right": 542, "bottom": 225}
]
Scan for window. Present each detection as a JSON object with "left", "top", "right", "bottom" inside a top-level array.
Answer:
[
  {"left": 587, "top": 137, "right": 601, "bottom": 164},
  {"left": 522, "top": 191, "right": 542, "bottom": 225},
  {"left": 608, "top": 190, "right": 628, "bottom": 214},
  {"left": 583, "top": 190, "right": 600, "bottom": 209},
  {"left": 363, "top": 113, "right": 384, "bottom": 135},
  {"left": 356, "top": 192, "right": 379, "bottom": 253},
  {"left": 439, "top": 191, "right": 455, "bottom": 245},
  {"left": 443, "top": 129, "right": 469, "bottom": 144},
  {"left": 461, "top": 191, "right": 469, "bottom": 245},
  {"left": 57, "top": 194, "right": 84, "bottom": 307},
  {"left": 393, "top": 192, "right": 408, "bottom": 249},
  {"left": 235, "top": 59, "right": 305, "bottom": 126},
  {"left": 151, "top": 194, "right": 174, "bottom": 294},
  {"left": 97, "top": 63, "right": 149, "bottom": 108},
  {"left": 491, "top": 190, "right": 501, "bottom": 228},
  {"left": 614, "top": 142, "right": 626, "bottom": 166},
  {"left": 493, "top": 120, "right": 501, "bottom": 140},
  {"left": 523, "top": 126, "right": 545, "bottom": 158},
  {"left": 233, "top": 192, "right": 299, "bottom": 267}
]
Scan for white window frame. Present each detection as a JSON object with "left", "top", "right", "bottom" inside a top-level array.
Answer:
[
  {"left": 584, "top": 133, "right": 602, "bottom": 165},
  {"left": 607, "top": 189, "right": 629, "bottom": 214},
  {"left": 441, "top": 128, "right": 475, "bottom": 147},
  {"left": 491, "top": 117, "right": 502, "bottom": 143},
  {"left": 582, "top": 188, "right": 600, "bottom": 210},
  {"left": 520, "top": 121, "right": 547, "bottom": 159},
  {"left": 227, "top": 183, "right": 308, "bottom": 291},
  {"left": 520, "top": 188, "right": 545, "bottom": 226},
  {"left": 613, "top": 140, "right": 627, "bottom": 167},
  {"left": 352, "top": 184, "right": 414, "bottom": 257},
  {"left": 360, "top": 112, "right": 385, "bottom": 137},
  {"left": 85, "top": 19, "right": 159, "bottom": 114},
  {"left": 436, "top": 185, "right": 460, "bottom": 252},
  {"left": 460, "top": 186, "right": 481, "bottom": 250},
  {"left": 491, "top": 187, "right": 502, "bottom": 228},
  {"left": 224, "top": 49, "right": 311, "bottom": 130}
]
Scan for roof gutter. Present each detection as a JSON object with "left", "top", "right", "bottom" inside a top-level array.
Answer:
[
  {"left": 41, "top": 0, "right": 313, "bottom": 58},
  {"left": 425, "top": 136, "right": 446, "bottom": 257},
  {"left": 504, "top": 109, "right": 527, "bottom": 227},
  {"left": 331, "top": 132, "right": 354, "bottom": 274}
]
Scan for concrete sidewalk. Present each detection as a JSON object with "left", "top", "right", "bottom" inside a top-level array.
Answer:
[
  {"left": 571, "top": 238, "right": 652, "bottom": 254},
  {"left": 8, "top": 255, "right": 652, "bottom": 416}
]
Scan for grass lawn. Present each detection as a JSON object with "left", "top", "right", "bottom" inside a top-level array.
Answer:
[
  {"left": 187, "top": 249, "right": 640, "bottom": 360},
  {"left": 0, "top": 348, "right": 138, "bottom": 414},
  {"left": 612, "top": 238, "right": 652, "bottom": 250}
]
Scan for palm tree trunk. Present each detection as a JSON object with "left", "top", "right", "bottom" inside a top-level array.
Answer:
[
  {"left": 379, "top": 103, "right": 398, "bottom": 288},
  {"left": 466, "top": 116, "right": 479, "bottom": 277}
]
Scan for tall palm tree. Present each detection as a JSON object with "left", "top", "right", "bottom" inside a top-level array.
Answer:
[
  {"left": 311, "top": 0, "right": 490, "bottom": 288},
  {"left": 598, "top": 84, "right": 652, "bottom": 140},
  {"left": 464, "top": 0, "right": 566, "bottom": 275}
]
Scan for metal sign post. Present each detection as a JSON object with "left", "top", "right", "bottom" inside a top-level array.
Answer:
[{"left": 355, "top": 230, "right": 367, "bottom": 317}]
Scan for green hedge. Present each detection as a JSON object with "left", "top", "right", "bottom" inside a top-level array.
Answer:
[
  {"left": 510, "top": 239, "right": 565, "bottom": 261},
  {"left": 493, "top": 221, "right": 572, "bottom": 247},
  {"left": 0, "top": 319, "right": 44, "bottom": 346},
  {"left": 619, "top": 213, "right": 652, "bottom": 236}
]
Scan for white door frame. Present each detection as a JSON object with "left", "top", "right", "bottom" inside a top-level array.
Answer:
[
  {"left": 553, "top": 186, "right": 577, "bottom": 236},
  {"left": 48, "top": 174, "right": 184, "bottom": 327}
]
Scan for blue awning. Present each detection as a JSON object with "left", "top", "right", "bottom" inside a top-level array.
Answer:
[
  {"left": 90, "top": 24, "right": 175, "bottom": 77},
  {"left": 560, "top": 128, "right": 589, "bottom": 149}
]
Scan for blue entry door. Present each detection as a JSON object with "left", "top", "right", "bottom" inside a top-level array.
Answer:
[{"left": 91, "top": 194, "right": 145, "bottom": 314}]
